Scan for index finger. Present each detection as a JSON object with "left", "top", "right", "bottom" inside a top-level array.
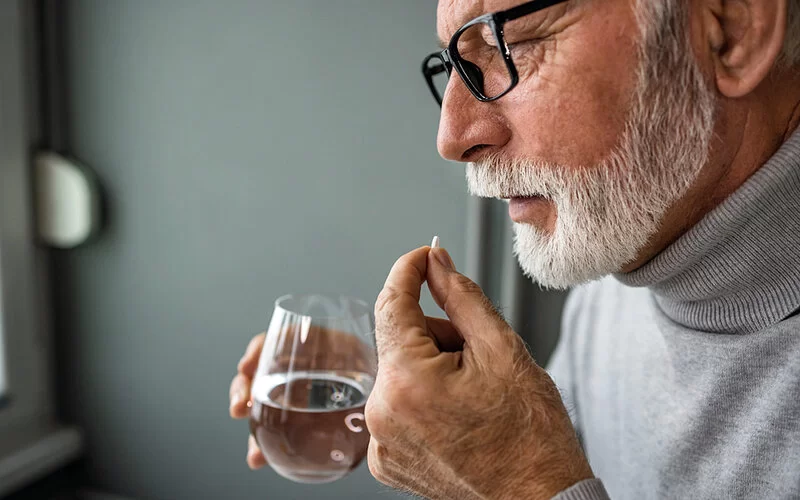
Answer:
[{"left": 374, "top": 246, "right": 438, "bottom": 360}]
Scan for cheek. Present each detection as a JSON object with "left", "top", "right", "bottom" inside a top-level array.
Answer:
[{"left": 500, "top": 7, "right": 641, "bottom": 167}]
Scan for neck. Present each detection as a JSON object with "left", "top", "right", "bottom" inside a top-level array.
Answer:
[
  {"left": 622, "top": 68, "right": 800, "bottom": 273},
  {"left": 615, "top": 126, "right": 800, "bottom": 333}
]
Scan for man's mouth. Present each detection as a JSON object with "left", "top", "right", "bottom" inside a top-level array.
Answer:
[{"left": 508, "top": 195, "right": 550, "bottom": 224}]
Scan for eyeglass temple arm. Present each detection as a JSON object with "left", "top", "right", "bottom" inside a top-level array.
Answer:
[
  {"left": 495, "top": 0, "right": 570, "bottom": 23},
  {"left": 422, "top": 52, "right": 451, "bottom": 77},
  {"left": 424, "top": 63, "right": 447, "bottom": 77}
]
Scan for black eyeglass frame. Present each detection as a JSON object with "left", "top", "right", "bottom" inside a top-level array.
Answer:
[{"left": 422, "top": 0, "right": 569, "bottom": 106}]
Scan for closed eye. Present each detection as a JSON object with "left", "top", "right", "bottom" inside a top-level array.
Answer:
[
  {"left": 507, "top": 35, "right": 552, "bottom": 61},
  {"left": 508, "top": 37, "right": 544, "bottom": 51}
]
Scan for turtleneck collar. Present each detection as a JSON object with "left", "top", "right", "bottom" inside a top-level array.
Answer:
[{"left": 615, "top": 129, "right": 800, "bottom": 334}]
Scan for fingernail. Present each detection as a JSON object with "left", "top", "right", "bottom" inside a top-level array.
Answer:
[
  {"left": 431, "top": 235, "right": 440, "bottom": 248},
  {"left": 436, "top": 247, "right": 456, "bottom": 271}
]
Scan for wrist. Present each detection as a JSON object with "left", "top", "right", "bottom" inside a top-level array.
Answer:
[{"left": 501, "top": 457, "right": 595, "bottom": 500}]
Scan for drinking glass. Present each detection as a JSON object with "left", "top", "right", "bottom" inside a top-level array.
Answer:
[{"left": 249, "top": 294, "right": 376, "bottom": 484}]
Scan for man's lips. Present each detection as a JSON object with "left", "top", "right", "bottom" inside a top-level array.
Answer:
[{"left": 508, "top": 196, "right": 550, "bottom": 223}]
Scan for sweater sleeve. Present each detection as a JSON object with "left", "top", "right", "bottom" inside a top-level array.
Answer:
[{"left": 551, "top": 479, "right": 611, "bottom": 500}]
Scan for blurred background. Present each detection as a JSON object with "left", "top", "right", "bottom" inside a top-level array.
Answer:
[{"left": 0, "top": 1, "right": 567, "bottom": 499}]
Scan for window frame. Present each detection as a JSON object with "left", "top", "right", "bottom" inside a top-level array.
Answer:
[{"left": 0, "top": 1, "right": 82, "bottom": 495}]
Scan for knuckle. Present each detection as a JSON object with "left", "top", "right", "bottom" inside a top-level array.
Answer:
[
  {"left": 365, "top": 394, "right": 391, "bottom": 438},
  {"left": 368, "top": 456, "right": 385, "bottom": 482},
  {"left": 364, "top": 396, "right": 381, "bottom": 426},
  {"left": 382, "top": 387, "right": 404, "bottom": 416},
  {"left": 450, "top": 273, "right": 483, "bottom": 296},
  {"left": 374, "top": 287, "right": 401, "bottom": 317},
  {"left": 382, "top": 382, "right": 416, "bottom": 415},
  {"left": 392, "top": 251, "right": 414, "bottom": 273},
  {"left": 367, "top": 441, "right": 392, "bottom": 484},
  {"left": 445, "top": 274, "right": 494, "bottom": 320},
  {"left": 365, "top": 379, "right": 416, "bottom": 437}
]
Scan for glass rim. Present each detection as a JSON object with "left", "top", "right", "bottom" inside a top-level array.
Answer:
[{"left": 273, "top": 293, "right": 372, "bottom": 321}]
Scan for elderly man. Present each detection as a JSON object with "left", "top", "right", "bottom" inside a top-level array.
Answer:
[{"left": 230, "top": 0, "right": 800, "bottom": 498}]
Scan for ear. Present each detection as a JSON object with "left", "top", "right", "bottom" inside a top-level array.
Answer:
[{"left": 705, "top": 0, "right": 788, "bottom": 97}]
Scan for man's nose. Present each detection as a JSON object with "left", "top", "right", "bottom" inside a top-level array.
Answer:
[{"left": 436, "top": 77, "right": 511, "bottom": 162}]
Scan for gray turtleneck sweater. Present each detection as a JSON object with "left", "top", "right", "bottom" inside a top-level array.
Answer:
[{"left": 548, "top": 130, "right": 800, "bottom": 500}]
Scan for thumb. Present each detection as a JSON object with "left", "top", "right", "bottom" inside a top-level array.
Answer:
[{"left": 426, "top": 243, "right": 516, "bottom": 357}]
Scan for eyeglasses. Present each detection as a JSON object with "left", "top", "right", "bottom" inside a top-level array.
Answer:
[{"left": 422, "top": 0, "right": 569, "bottom": 107}]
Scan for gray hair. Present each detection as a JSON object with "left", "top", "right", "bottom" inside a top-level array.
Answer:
[{"left": 637, "top": 0, "right": 800, "bottom": 69}]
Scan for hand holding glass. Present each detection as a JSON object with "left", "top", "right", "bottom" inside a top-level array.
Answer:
[{"left": 249, "top": 294, "right": 376, "bottom": 484}]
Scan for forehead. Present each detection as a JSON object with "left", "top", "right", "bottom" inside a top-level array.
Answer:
[{"left": 436, "top": 0, "right": 521, "bottom": 39}]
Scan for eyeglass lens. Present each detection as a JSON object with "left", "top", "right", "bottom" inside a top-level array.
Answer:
[{"left": 454, "top": 21, "right": 513, "bottom": 99}]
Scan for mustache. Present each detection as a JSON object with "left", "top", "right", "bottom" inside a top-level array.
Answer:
[{"left": 466, "top": 154, "right": 567, "bottom": 200}]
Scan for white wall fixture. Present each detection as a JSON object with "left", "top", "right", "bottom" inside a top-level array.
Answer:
[{"left": 34, "top": 152, "right": 101, "bottom": 248}]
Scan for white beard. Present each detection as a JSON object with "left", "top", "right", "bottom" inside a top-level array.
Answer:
[{"left": 466, "top": 2, "right": 717, "bottom": 289}]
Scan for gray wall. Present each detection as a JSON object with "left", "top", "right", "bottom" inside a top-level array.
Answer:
[{"left": 56, "top": 1, "right": 467, "bottom": 499}]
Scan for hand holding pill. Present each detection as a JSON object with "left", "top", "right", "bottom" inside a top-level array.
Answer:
[{"left": 364, "top": 237, "right": 594, "bottom": 499}]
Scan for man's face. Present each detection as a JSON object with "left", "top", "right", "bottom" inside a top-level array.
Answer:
[
  {"left": 436, "top": 0, "right": 716, "bottom": 288},
  {"left": 437, "top": 0, "right": 640, "bottom": 193}
]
